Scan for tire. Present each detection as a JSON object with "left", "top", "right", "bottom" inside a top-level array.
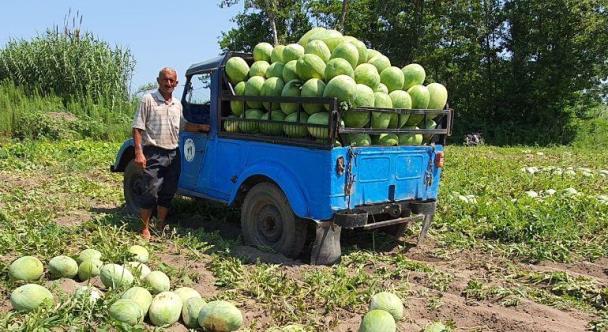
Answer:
[
  {"left": 123, "top": 160, "right": 148, "bottom": 216},
  {"left": 240, "top": 182, "right": 307, "bottom": 258}
]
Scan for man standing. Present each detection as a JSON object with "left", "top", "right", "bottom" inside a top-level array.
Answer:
[{"left": 132, "top": 67, "right": 208, "bottom": 239}]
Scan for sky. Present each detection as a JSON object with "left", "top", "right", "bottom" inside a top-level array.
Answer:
[{"left": 0, "top": 1, "right": 243, "bottom": 97}]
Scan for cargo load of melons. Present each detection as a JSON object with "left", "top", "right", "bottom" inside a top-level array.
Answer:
[{"left": 223, "top": 26, "right": 449, "bottom": 147}]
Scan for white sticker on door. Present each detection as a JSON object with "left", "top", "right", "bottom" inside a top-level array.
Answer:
[{"left": 184, "top": 138, "right": 195, "bottom": 162}]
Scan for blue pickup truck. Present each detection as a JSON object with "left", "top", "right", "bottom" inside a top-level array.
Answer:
[{"left": 111, "top": 52, "right": 453, "bottom": 264}]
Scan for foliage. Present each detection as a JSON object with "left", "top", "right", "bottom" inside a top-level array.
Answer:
[
  {"left": 219, "top": 0, "right": 608, "bottom": 146},
  {"left": 0, "top": 13, "right": 135, "bottom": 108},
  {"left": 0, "top": 81, "right": 133, "bottom": 141}
]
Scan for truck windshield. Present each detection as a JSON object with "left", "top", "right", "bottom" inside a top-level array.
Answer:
[{"left": 186, "top": 73, "right": 211, "bottom": 105}]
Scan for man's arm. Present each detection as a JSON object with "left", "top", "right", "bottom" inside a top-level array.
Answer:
[
  {"left": 183, "top": 122, "right": 210, "bottom": 133},
  {"left": 132, "top": 128, "right": 146, "bottom": 169}
]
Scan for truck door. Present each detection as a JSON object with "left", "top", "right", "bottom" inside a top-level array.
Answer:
[{"left": 178, "top": 72, "right": 212, "bottom": 191}]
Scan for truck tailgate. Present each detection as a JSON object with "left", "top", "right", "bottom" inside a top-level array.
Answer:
[{"left": 333, "top": 145, "right": 442, "bottom": 208}]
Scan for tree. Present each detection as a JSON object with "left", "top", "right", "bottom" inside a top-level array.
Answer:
[{"left": 218, "top": 0, "right": 312, "bottom": 51}]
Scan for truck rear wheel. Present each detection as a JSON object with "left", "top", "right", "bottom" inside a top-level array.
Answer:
[
  {"left": 123, "top": 160, "right": 147, "bottom": 216},
  {"left": 241, "top": 182, "right": 307, "bottom": 258}
]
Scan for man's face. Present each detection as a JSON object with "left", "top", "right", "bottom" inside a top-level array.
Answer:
[{"left": 157, "top": 70, "right": 178, "bottom": 96}]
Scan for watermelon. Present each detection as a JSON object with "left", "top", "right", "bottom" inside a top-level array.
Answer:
[
  {"left": 223, "top": 115, "right": 240, "bottom": 133},
  {"left": 366, "top": 49, "right": 381, "bottom": 60},
  {"left": 312, "top": 29, "right": 344, "bottom": 52},
  {"left": 375, "top": 134, "right": 399, "bottom": 146},
  {"left": 267, "top": 62, "right": 285, "bottom": 79},
  {"left": 368, "top": 54, "right": 391, "bottom": 73},
  {"left": 239, "top": 109, "right": 264, "bottom": 133},
  {"left": 109, "top": 299, "right": 144, "bottom": 325},
  {"left": 230, "top": 81, "right": 247, "bottom": 116},
  {"left": 369, "top": 292, "right": 404, "bottom": 321},
  {"left": 331, "top": 42, "right": 359, "bottom": 69},
  {"left": 343, "top": 84, "right": 374, "bottom": 128},
  {"left": 422, "top": 119, "right": 437, "bottom": 141},
  {"left": 307, "top": 112, "right": 330, "bottom": 139},
  {"left": 100, "top": 263, "right": 134, "bottom": 289},
  {"left": 358, "top": 309, "right": 396, "bottom": 332},
  {"left": 399, "top": 127, "right": 423, "bottom": 145},
  {"left": 380, "top": 66, "right": 405, "bottom": 93},
  {"left": 77, "top": 248, "right": 102, "bottom": 264},
  {"left": 283, "top": 43, "right": 305, "bottom": 62},
  {"left": 301, "top": 78, "right": 326, "bottom": 115},
  {"left": 424, "top": 322, "right": 448, "bottom": 332},
  {"left": 144, "top": 271, "right": 171, "bottom": 294},
  {"left": 298, "top": 27, "right": 327, "bottom": 47},
  {"left": 121, "top": 286, "right": 153, "bottom": 315},
  {"left": 174, "top": 287, "right": 202, "bottom": 305},
  {"left": 260, "top": 111, "right": 286, "bottom": 135},
  {"left": 261, "top": 77, "right": 285, "bottom": 111},
  {"left": 271, "top": 45, "right": 285, "bottom": 63},
  {"left": 325, "top": 58, "right": 354, "bottom": 81},
  {"left": 128, "top": 245, "right": 149, "bottom": 263},
  {"left": 9, "top": 256, "right": 43, "bottom": 281},
  {"left": 354, "top": 63, "right": 380, "bottom": 89},
  {"left": 280, "top": 79, "right": 302, "bottom": 115},
  {"left": 427, "top": 82, "right": 448, "bottom": 118},
  {"left": 405, "top": 85, "right": 431, "bottom": 125},
  {"left": 225, "top": 57, "right": 249, "bottom": 84},
  {"left": 296, "top": 54, "right": 326, "bottom": 81},
  {"left": 282, "top": 60, "right": 299, "bottom": 82},
  {"left": 78, "top": 259, "right": 103, "bottom": 281},
  {"left": 323, "top": 75, "right": 357, "bottom": 110},
  {"left": 48, "top": 255, "right": 78, "bottom": 279},
  {"left": 344, "top": 36, "right": 368, "bottom": 65},
  {"left": 10, "top": 284, "right": 54, "bottom": 312},
  {"left": 371, "top": 92, "right": 393, "bottom": 129},
  {"left": 402, "top": 63, "right": 426, "bottom": 90},
  {"left": 244, "top": 76, "right": 265, "bottom": 109},
  {"left": 375, "top": 83, "right": 389, "bottom": 94},
  {"left": 249, "top": 61, "right": 270, "bottom": 78},
  {"left": 388, "top": 90, "right": 412, "bottom": 128},
  {"left": 253, "top": 42, "right": 273, "bottom": 62},
  {"left": 346, "top": 133, "right": 372, "bottom": 147},
  {"left": 198, "top": 300, "right": 243, "bottom": 332},
  {"left": 283, "top": 112, "right": 309, "bottom": 138},
  {"left": 149, "top": 291, "right": 183, "bottom": 327},
  {"left": 305, "top": 39, "right": 331, "bottom": 62},
  {"left": 183, "top": 297, "right": 207, "bottom": 328},
  {"left": 74, "top": 285, "right": 103, "bottom": 304}
]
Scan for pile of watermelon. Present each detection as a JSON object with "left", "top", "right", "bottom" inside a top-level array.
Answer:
[
  {"left": 224, "top": 27, "right": 449, "bottom": 146},
  {"left": 7, "top": 246, "right": 242, "bottom": 331}
]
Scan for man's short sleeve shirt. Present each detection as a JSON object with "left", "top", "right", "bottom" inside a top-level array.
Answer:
[{"left": 132, "top": 90, "right": 183, "bottom": 150}]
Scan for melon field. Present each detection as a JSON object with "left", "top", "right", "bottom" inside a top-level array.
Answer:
[{"left": 0, "top": 140, "right": 606, "bottom": 331}]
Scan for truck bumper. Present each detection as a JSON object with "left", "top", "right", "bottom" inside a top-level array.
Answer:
[{"left": 333, "top": 199, "right": 436, "bottom": 229}]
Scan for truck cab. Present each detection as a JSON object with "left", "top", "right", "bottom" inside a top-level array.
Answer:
[{"left": 111, "top": 52, "right": 453, "bottom": 264}]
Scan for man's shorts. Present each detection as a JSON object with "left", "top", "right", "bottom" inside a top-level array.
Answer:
[{"left": 140, "top": 145, "right": 181, "bottom": 209}]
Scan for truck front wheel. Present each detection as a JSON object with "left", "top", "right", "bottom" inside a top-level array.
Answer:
[
  {"left": 241, "top": 182, "right": 307, "bottom": 258},
  {"left": 123, "top": 160, "right": 147, "bottom": 216}
]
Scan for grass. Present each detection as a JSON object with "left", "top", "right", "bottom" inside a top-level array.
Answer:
[{"left": 0, "top": 140, "right": 607, "bottom": 330}]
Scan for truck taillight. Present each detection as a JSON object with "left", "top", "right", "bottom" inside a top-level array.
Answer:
[{"left": 435, "top": 151, "right": 445, "bottom": 168}]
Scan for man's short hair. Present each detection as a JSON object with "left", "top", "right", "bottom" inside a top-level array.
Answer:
[{"left": 158, "top": 67, "right": 177, "bottom": 78}]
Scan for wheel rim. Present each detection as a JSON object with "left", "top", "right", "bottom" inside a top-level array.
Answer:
[{"left": 254, "top": 203, "right": 284, "bottom": 244}]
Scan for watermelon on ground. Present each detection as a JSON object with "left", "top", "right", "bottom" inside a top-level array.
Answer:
[
  {"left": 10, "top": 284, "right": 54, "bottom": 312},
  {"left": 358, "top": 309, "right": 396, "bottom": 332},
  {"left": 9, "top": 256, "right": 43, "bottom": 281},
  {"left": 198, "top": 300, "right": 243, "bottom": 332},
  {"left": 369, "top": 292, "right": 405, "bottom": 321}
]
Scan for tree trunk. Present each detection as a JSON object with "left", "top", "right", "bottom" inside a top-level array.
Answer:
[
  {"left": 266, "top": 0, "right": 279, "bottom": 45},
  {"left": 338, "top": 0, "right": 349, "bottom": 33}
]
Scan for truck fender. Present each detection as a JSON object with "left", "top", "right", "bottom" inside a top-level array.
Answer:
[
  {"left": 110, "top": 139, "right": 134, "bottom": 172},
  {"left": 229, "top": 164, "right": 309, "bottom": 219}
]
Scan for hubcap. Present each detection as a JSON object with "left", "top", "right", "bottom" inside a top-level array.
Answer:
[{"left": 256, "top": 205, "right": 283, "bottom": 243}]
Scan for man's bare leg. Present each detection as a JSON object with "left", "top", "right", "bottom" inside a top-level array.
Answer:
[
  {"left": 157, "top": 206, "right": 170, "bottom": 230},
  {"left": 140, "top": 208, "right": 153, "bottom": 239}
]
